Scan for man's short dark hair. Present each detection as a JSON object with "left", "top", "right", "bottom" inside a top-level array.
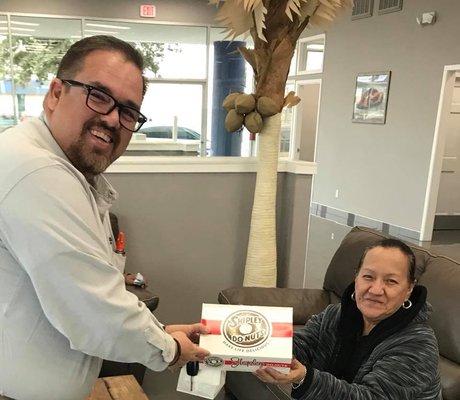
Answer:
[
  {"left": 356, "top": 238, "right": 416, "bottom": 283},
  {"left": 56, "top": 35, "right": 147, "bottom": 96}
]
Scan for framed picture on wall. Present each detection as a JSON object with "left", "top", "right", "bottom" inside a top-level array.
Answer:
[{"left": 352, "top": 71, "right": 391, "bottom": 124}]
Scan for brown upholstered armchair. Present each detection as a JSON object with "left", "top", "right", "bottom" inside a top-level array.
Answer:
[{"left": 219, "top": 226, "right": 460, "bottom": 400}]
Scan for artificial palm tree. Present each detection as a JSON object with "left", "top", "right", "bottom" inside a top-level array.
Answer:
[{"left": 210, "top": 0, "right": 351, "bottom": 287}]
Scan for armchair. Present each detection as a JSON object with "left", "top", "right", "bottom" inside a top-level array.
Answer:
[{"left": 219, "top": 226, "right": 460, "bottom": 400}]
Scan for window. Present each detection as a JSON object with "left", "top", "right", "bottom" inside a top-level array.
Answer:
[
  {"left": 83, "top": 21, "right": 207, "bottom": 155},
  {"left": 141, "top": 82, "right": 203, "bottom": 140},
  {"left": 0, "top": 15, "right": 15, "bottom": 131},
  {"left": 286, "top": 34, "right": 325, "bottom": 160},
  {"left": 288, "top": 48, "right": 297, "bottom": 78},
  {"left": 280, "top": 82, "right": 295, "bottom": 155},
  {"left": 5, "top": 16, "right": 79, "bottom": 123},
  {"left": 139, "top": 126, "right": 201, "bottom": 140},
  {"left": 2, "top": 12, "right": 298, "bottom": 158},
  {"left": 352, "top": 0, "right": 374, "bottom": 20},
  {"left": 84, "top": 21, "right": 207, "bottom": 80},
  {"left": 297, "top": 34, "right": 325, "bottom": 75},
  {"left": 378, "top": 0, "right": 403, "bottom": 15}
]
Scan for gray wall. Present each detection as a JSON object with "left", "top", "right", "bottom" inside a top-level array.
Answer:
[
  {"left": 0, "top": 0, "right": 215, "bottom": 25},
  {"left": 312, "top": 0, "right": 460, "bottom": 233},
  {"left": 107, "top": 172, "right": 312, "bottom": 324},
  {"left": 304, "top": 216, "right": 352, "bottom": 289},
  {"left": 277, "top": 173, "right": 312, "bottom": 288}
]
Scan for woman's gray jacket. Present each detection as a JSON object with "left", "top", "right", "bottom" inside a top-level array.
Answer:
[{"left": 292, "top": 300, "right": 442, "bottom": 399}]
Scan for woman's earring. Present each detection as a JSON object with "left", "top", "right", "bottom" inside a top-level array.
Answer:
[
  {"left": 403, "top": 299, "right": 412, "bottom": 309},
  {"left": 351, "top": 292, "right": 356, "bottom": 301}
]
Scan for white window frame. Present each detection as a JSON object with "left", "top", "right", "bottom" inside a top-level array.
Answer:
[
  {"left": 280, "top": 33, "right": 326, "bottom": 161},
  {"left": 279, "top": 80, "right": 296, "bottom": 158},
  {"left": 142, "top": 78, "right": 208, "bottom": 156},
  {"left": 297, "top": 33, "right": 326, "bottom": 76}
]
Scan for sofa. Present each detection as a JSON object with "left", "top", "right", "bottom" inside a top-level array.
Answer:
[{"left": 218, "top": 226, "right": 460, "bottom": 400}]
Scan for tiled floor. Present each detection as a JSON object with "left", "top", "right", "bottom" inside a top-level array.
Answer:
[
  {"left": 431, "top": 229, "right": 460, "bottom": 245},
  {"left": 422, "top": 229, "right": 460, "bottom": 260}
]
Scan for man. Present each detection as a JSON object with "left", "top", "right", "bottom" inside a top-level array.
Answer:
[{"left": 0, "top": 36, "right": 209, "bottom": 400}]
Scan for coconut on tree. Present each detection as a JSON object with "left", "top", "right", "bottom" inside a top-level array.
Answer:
[{"left": 210, "top": 0, "right": 352, "bottom": 287}]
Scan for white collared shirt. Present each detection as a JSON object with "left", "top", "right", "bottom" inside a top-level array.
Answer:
[{"left": 0, "top": 118, "right": 176, "bottom": 400}]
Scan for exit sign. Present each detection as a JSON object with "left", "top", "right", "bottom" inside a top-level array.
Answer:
[{"left": 140, "top": 4, "right": 156, "bottom": 18}]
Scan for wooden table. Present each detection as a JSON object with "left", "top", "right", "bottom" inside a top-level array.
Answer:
[{"left": 86, "top": 375, "right": 149, "bottom": 400}]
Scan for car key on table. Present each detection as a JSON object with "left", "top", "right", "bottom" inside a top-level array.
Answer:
[{"left": 186, "top": 361, "right": 199, "bottom": 391}]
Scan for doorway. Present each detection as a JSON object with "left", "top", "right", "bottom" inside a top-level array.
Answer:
[
  {"left": 421, "top": 65, "right": 460, "bottom": 241},
  {"left": 289, "top": 79, "right": 322, "bottom": 288},
  {"left": 290, "top": 79, "right": 322, "bottom": 162}
]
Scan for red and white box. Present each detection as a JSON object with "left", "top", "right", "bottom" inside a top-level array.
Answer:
[{"left": 199, "top": 303, "right": 293, "bottom": 373}]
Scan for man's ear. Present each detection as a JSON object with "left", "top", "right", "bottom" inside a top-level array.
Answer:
[{"left": 44, "top": 78, "right": 64, "bottom": 112}]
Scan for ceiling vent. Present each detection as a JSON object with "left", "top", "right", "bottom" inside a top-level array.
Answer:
[
  {"left": 378, "top": 0, "right": 403, "bottom": 15},
  {"left": 351, "top": 0, "right": 374, "bottom": 20}
]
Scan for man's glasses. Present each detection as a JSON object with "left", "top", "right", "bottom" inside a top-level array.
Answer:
[{"left": 60, "top": 79, "right": 147, "bottom": 132}]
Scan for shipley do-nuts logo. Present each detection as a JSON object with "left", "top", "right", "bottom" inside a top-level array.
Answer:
[{"left": 223, "top": 310, "right": 270, "bottom": 348}]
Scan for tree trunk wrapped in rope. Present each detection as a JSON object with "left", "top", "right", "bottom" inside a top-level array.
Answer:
[
  {"left": 211, "top": 0, "right": 352, "bottom": 287},
  {"left": 243, "top": 113, "right": 280, "bottom": 287}
]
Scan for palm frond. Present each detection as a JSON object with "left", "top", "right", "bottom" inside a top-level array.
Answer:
[
  {"left": 240, "top": 0, "right": 264, "bottom": 11},
  {"left": 285, "top": 0, "right": 302, "bottom": 21},
  {"left": 215, "top": 0, "right": 253, "bottom": 38},
  {"left": 310, "top": 0, "right": 350, "bottom": 26},
  {"left": 319, "top": 0, "right": 335, "bottom": 7},
  {"left": 213, "top": 0, "right": 351, "bottom": 42},
  {"left": 253, "top": 2, "right": 268, "bottom": 42},
  {"left": 299, "top": 0, "right": 319, "bottom": 21},
  {"left": 215, "top": 0, "right": 269, "bottom": 41},
  {"left": 295, "top": 1, "right": 314, "bottom": 22}
]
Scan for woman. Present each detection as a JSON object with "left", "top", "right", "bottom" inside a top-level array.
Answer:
[{"left": 255, "top": 238, "right": 442, "bottom": 399}]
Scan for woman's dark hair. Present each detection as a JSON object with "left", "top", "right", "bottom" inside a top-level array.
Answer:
[
  {"left": 56, "top": 35, "right": 147, "bottom": 95},
  {"left": 356, "top": 238, "right": 416, "bottom": 283}
]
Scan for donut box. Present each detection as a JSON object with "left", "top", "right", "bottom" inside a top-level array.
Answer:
[{"left": 199, "top": 303, "right": 293, "bottom": 373}]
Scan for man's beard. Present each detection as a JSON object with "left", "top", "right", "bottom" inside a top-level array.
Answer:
[{"left": 66, "top": 118, "right": 118, "bottom": 178}]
